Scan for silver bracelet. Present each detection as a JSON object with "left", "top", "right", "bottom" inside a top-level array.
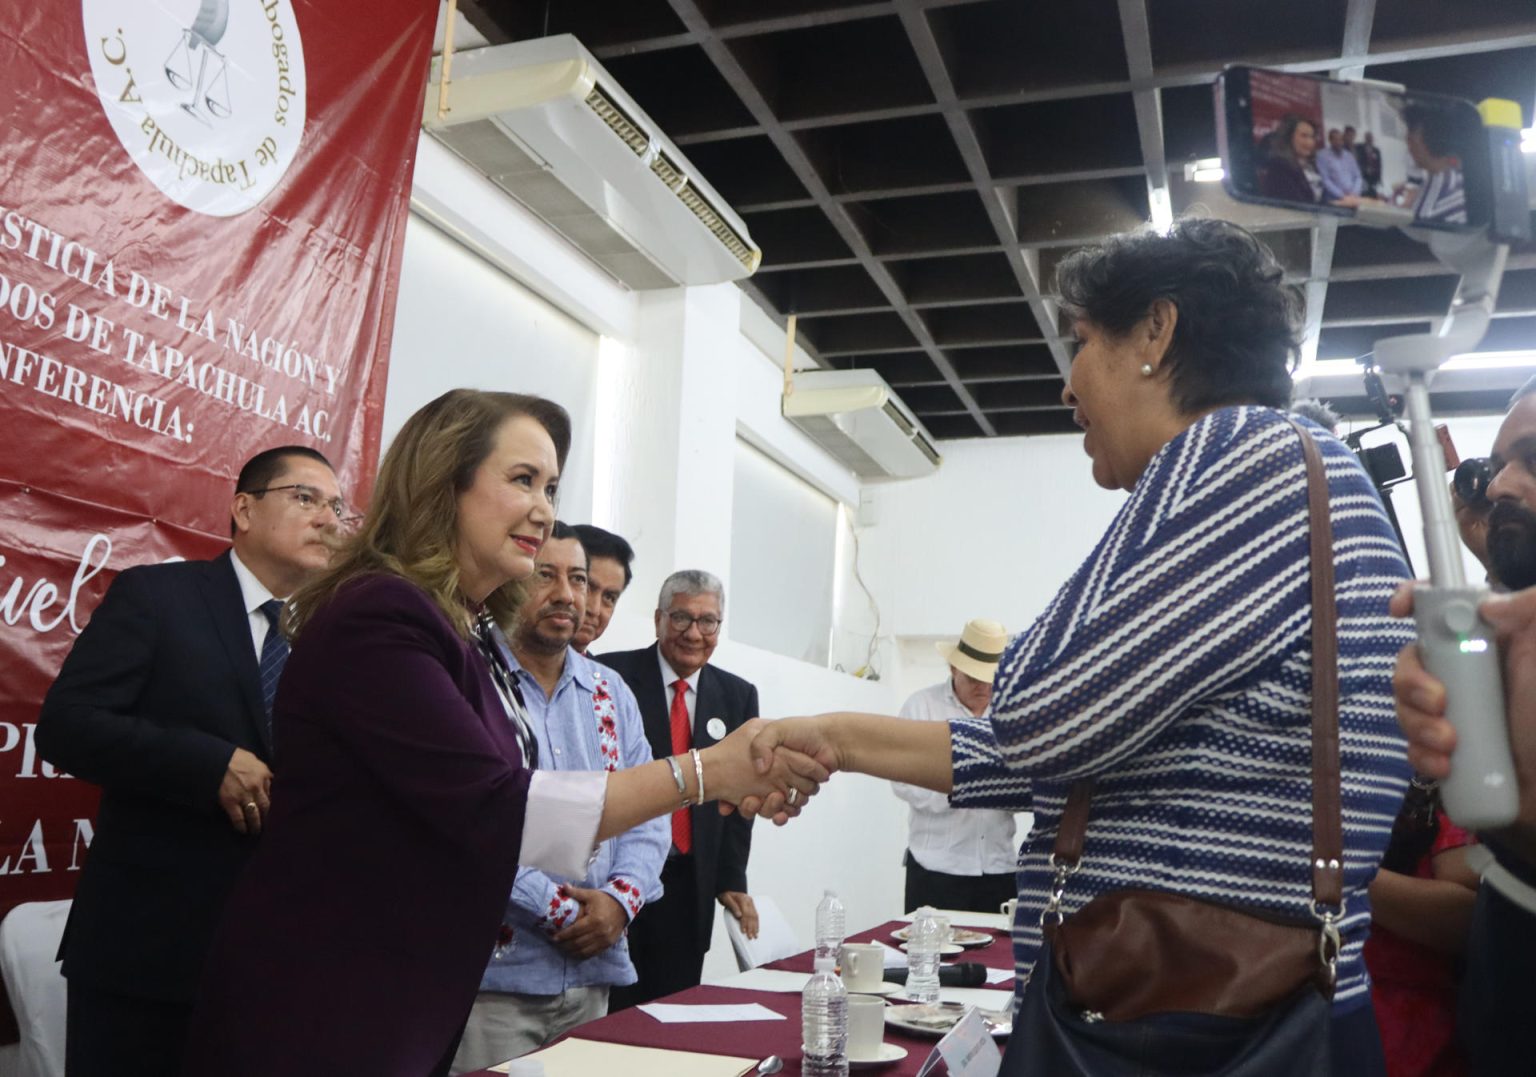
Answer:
[
  {"left": 666, "top": 755, "right": 688, "bottom": 806},
  {"left": 691, "top": 747, "right": 705, "bottom": 805}
]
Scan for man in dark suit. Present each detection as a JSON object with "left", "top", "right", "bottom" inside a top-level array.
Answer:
[
  {"left": 600, "top": 570, "right": 760, "bottom": 1008},
  {"left": 35, "top": 446, "right": 343, "bottom": 1076}
]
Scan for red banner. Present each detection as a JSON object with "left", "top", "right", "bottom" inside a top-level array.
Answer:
[
  {"left": 0, "top": 0, "right": 436, "bottom": 1034},
  {"left": 1249, "top": 69, "right": 1324, "bottom": 143}
]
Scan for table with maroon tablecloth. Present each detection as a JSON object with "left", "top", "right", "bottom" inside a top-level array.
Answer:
[{"left": 467, "top": 918, "right": 1018, "bottom": 1076}]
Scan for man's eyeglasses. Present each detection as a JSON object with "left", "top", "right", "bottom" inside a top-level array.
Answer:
[
  {"left": 665, "top": 611, "right": 722, "bottom": 636},
  {"left": 245, "top": 484, "right": 352, "bottom": 524}
]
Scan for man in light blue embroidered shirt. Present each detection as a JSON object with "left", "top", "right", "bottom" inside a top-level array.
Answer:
[
  {"left": 451, "top": 524, "right": 667, "bottom": 1073},
  {"left": 1316, "top": 127, "right": 1363, "bottom": 203}
]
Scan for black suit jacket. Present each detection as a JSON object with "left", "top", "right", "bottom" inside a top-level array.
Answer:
[
  {"left": 597, "top": 642, "right": 757, "bottom": 951},
  {"left": 35, "top": 551, "right": 271, "bottom": 1003}
]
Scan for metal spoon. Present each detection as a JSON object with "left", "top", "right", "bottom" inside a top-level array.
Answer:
[{"left": 754, "top": 1056, "right": 783, "bottom": 1075}]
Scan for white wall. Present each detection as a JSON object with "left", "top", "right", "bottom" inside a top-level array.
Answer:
[
  {"left": 384, "top": 215, "right": 602, "bottom": 522},
  {"left": 861, "top": 433, "right": 1126, "bottom": 670}
]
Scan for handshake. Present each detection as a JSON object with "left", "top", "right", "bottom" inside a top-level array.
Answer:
[
  {"left": 700, "top": 716, "right": 845, "bottom": 826},
  {"left": 700, "top": 711, "right": 953, "bottom": 824}
]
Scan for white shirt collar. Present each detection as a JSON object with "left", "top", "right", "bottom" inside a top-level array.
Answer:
[
  {"left": 658, "top": 649, "right": 701, "bottom": 694},
  {"left": 229, "top": 549, "right": 279, "bottom": 615}
]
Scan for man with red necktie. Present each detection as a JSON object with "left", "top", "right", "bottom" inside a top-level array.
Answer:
[{"left": 598, "top": 569, "right": 760, "bottom": 1008}]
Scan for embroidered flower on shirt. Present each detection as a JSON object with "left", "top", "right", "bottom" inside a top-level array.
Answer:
[
  {"left": 491, "top": 921, "right": 516, "bottom": 961},
  {"left": 593, "top": 676, "right": 620, "bottom": 772},
  {"left": 543, "top": 891, "right": 579, "bottom": 935},
  {"left": 608, "top": 875, "right": 644, "bottom": 918}
]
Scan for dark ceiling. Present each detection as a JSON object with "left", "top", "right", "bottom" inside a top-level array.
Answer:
[{"left": 457, "top": 0, "right": 1536, "bottom": 439}]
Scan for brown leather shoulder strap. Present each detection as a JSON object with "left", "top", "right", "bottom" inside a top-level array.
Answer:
[
  {"left": 1055, "top": 779, "right": 1094, "bottom": 866},
  {"left": 1052, "top": 419, "right": 1344, "bottom": 909},
  {"left": 1286, "top": 418, "right": 1344, "bottom": 909}
]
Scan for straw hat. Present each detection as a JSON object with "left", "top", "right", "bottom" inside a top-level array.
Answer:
[{"left": 935, "top": 618, "right": 1008, "bottom": 682}]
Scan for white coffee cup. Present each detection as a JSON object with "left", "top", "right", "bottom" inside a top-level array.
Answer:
[
  {"left": 840, "top": 942, "right": 886, "bottom": 992},
  {"left": 847, "top": 995, "right": 886, "bottom": 1058},
  {"left": 999, "top": 897, "right": 1018, "bottom": 922}
]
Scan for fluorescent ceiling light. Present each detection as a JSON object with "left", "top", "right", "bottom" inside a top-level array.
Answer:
[
  {"left": 1294, "top": 351, "right": 1536, "bottom": 382},
  {"left": 1184, "top": 157, "right": 1225, "bottom": 182},
  {"left": 1524, "top": 127, "right": 1536, "bottom": 154},
  {"left": 1445, "top": 350, "right": 1536, "bottom": 371},
  {"left": 1148, "top": 185, "right": 1173, "bottom": 231}
]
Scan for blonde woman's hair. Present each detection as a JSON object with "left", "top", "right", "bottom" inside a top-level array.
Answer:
[{"left": 287, "top": 389, "right": 572, "bottom": 640}]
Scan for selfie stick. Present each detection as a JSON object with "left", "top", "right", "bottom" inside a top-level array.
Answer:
[
  {"left": 1369, "top": 224, "right": 1519, "bottom": 828},
  {"left": 1351, "top": 96, "right": 1529, "bottom": 829}
]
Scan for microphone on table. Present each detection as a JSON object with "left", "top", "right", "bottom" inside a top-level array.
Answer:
[{"left": 883, "top": 962, "right": 987, "bottom": 987}]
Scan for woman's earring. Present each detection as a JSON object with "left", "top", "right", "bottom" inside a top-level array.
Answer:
[{"left": 1140, "top": 363, "right": 1154, "bottom": 377}]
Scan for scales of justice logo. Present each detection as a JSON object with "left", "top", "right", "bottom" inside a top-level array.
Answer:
[{"left": 82, "top": 0, "right": 308, "bottom": 217}]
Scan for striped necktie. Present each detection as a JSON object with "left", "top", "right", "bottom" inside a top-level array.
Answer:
[{"left": 257, "top": 599, "right": 289, "bottom": 731}]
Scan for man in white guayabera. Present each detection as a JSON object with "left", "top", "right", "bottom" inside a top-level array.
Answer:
[{"left": 892, "top": 618, "right": 1022, "bottom": 914}]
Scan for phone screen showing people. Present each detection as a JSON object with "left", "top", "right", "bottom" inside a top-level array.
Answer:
[{"left": 1218, "top": 66, "right": 1487, "bottom": 231}]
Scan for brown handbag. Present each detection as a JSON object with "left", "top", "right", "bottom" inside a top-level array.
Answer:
[{"left": 1040, "top": 419, "right": 1344, "bottom": 1023}]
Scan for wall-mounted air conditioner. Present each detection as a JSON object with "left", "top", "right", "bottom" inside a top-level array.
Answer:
[
  {"left": 783, "top": 369, "right": 942, "bottom": 480},
  {"left": 422, "top": 34, "right": 761, "bottom": 290}
]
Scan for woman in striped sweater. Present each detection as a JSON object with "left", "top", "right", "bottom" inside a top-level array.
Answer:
[{"left": 749, "top": 219, "right": 1412, "bottom": 1073}]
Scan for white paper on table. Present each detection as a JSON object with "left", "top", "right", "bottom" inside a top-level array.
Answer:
[
  {"left": 500, "top": 1038, "right": 757, "bottom": 1077},
  {"left": 984, "top": 968, "right": 1013, "bottom": 986},
  {"left": 716, "top": 968, "right": 812, "bottom": 993},
  {"left": 897, "top": 985, "right": 1016, "bottom": 1010},
  {"left": 638, "top": 1002, "right": 786, "bottom": 1024}
]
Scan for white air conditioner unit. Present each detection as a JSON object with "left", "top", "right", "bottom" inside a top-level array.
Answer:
[
  {"left": 783, "top": 369, "right": 942, "bottom": 479},
  {"left": 422, "top": 35, "right": 761, "bottom": 290}
]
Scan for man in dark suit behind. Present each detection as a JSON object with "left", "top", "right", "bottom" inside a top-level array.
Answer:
[
  {"left": 600, "top": 570, "right": 760, "bottom": 1008},
  {"left": 35, "top": 446, "right": 344, "bottom": 1076}
]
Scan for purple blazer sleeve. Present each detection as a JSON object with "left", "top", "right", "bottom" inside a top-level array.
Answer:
[{"left": 278, "top": 573, "right": 533, "bottom": 860}]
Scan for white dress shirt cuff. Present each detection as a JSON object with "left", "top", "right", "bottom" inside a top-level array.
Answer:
[{"left": 520, "top": 770, "right": 607, "bottom": 880}]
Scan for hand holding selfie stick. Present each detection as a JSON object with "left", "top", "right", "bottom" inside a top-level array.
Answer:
[
  {"left": 1362, "top": 97, "right": 1530, "bottom": 827},
  {"left": 1373, "top": 224, "right": 1520, "bottom": 828}
]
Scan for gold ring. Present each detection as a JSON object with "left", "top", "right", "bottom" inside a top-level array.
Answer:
[{"left": 243, "top": 802, "right": 258, "bottom": 812}]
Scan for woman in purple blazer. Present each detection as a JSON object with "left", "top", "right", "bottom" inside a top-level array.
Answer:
[{"left": 180, "top": 390, "right": 821, "bottom": 1076}]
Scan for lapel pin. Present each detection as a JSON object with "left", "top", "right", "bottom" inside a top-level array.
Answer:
[{"left": 706, "top": 717, "right": 727, "bottom": 742}]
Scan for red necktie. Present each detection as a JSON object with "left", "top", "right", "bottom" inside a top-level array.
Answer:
[{"left": 670, "top": 679, "right": 693, "bottom": 855}]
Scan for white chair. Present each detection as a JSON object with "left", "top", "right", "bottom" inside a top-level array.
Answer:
[
  {"left": 0, "top": 901, "right": 70, "bottom": 1077},
  {"left": 724, "top": 895, "right": 802, "bottom": 971}
]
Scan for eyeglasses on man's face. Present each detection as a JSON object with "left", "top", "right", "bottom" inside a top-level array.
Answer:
[
  {"left": 665, "top": 610, "right": 722, "bottom": 636},
  {"left": 246, "top": 483, "right": 349, "bottom": 523}
]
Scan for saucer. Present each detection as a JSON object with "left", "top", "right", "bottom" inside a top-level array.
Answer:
[
  {"left": 892, "top": 926, "right": 995, "bottom": 948},
  {"left": 898, "top": 941, "right": 964, "bottom": 956},
  {"left": 849, "top": 1043, "right": 908, "bottom": 1069},
  {"left": 847, "top": 980, "right": 902, "bottom": 996}
]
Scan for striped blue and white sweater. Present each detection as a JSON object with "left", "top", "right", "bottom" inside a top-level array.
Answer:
[{"left": 949, "top": 406, "right": 1414, "bottom": 1009}]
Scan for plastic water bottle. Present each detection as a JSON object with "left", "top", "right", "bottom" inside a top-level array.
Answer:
[
  {"left": 906, "top": 906, "right": 942, "bottom": 1004},
  {"left": 802, "top": 954, "right": 849, "bottom": 1076},
  {"left": 814, "top": 889, "right": 846, "bottom": 962}
]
